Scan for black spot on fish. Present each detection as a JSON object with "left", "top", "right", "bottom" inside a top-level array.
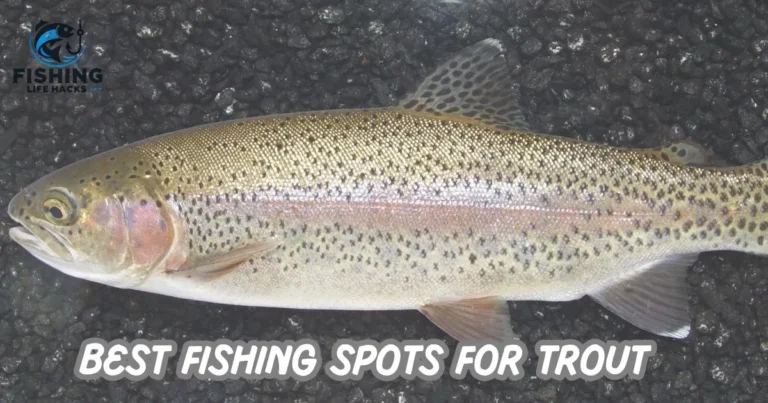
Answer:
[{"left": 467, "top": 253, "right": 477, "bottom": 264}]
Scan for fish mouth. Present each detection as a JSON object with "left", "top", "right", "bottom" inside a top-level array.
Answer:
[
  {"left": 9, "top": 223, "right": 74, "bottom": 264},
  {"left": 8, "top": 222, "right": 116, "bottom": 285},
  {"left": 7, "top": 190, "right": 72, "bottom": 262},
  {"left": 7, "top": 202, "right": 147, "bottom": 289}
]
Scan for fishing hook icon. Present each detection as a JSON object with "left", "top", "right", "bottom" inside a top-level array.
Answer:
[{"left": 66, "top": 20, "right": 84, "bottom": 55}]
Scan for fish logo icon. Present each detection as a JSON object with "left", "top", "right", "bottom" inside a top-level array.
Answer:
[{"left": 29, "top": 20, "right": 86, "bottom": 68}]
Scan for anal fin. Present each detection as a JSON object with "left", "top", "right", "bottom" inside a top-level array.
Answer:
[
  {"left": 419, "top": 296, "right": 518, "bottom": 342},
  {"left": 589, "top": 254, "right": 698, "bottom": 339}
]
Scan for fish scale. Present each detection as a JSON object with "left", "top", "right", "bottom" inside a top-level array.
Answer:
[
  {"left": 8, "top": 38, "right": 768, "bottom": 342},
  {"left": 124, "top": 109, "right": 759, "bottom": 300}
]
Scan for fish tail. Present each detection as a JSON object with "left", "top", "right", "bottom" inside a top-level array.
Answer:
[{"left": 582, "top": 152, "right": 768, "bottom": 340}]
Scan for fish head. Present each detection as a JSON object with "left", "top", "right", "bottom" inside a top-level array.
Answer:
[
  {"left": 7, "top": 158, "right": 175, "bottom": 288},
  {"left": 56, "top": 23, "right": 74, "bottom": 38}
]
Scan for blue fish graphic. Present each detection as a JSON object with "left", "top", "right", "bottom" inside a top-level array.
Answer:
[{"left": 33, "top": 21, "right": 76, "bottom": 63}]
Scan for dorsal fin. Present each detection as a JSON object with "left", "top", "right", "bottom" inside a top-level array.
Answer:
[{"left": 398, "top": 38, "right": 530, "bottom": 132}]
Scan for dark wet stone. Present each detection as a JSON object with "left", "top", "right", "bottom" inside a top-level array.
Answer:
[
  {"left": 521, "top": 38, "right": 543, "bottom": 56},
  {"left": 320, "top": 6, "right": 345, "bottom": 25},
  {"left": 696, "top": 310, "right": 720, "bottom": 335},
  {"left": 710, "top": 359, "right": 737, "bottom": 384},
  {"left": 738, "top": 107, "right": 761, "bottom": 130},
  {"left": 0, "top": 357, "right": 21, "bottom": 374},
  {"left": 0, "top": 93, "right": 23, "bottom": 112},
  {"left": 521, "top": 68, "right": 554, "bottom": 91},
  {"left": 629, "top": 76, "right": 644, "bottom": 94},
  {"left": 675, "top": 370, "right": 694, "bottom": 388},
  {"left": 135, "top": 22, "right": 163, "bottom": 38}
]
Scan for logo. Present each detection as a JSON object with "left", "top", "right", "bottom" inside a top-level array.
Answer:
[
  {"left": 29, "top": 20, "right": 85, "bottom": 68},
  {"left": 12, "top": 19, "right": 103, "bottom": 93}
]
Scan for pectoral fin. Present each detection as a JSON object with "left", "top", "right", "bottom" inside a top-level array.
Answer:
[
  {"left": 589, "top": 254, "right": 698, "bottom": 338},
  {"left": 171, "top": 240, "right": 279, "bottom": 279},
  {"left": 419, "top": 296, "right": 518, "bottom": 342}
]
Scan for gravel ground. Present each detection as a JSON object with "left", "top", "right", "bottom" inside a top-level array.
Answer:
[{"left": 1, "top": 0, "right": 767, "bottom": 401}]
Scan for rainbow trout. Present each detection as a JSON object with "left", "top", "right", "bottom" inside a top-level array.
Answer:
[{"left": 8, "top": 39, "right": 766, "bottom": 341}]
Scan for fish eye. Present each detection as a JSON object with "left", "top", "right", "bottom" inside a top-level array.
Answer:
[
  {"left": 42, "top": 189, "right": 77, "bottom": 225},
  {"left": 49, "top": 206, "right": 63, "bottom": 219}
]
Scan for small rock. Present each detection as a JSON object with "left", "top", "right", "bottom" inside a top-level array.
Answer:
[
  {"left": 710, "top": 359, "right": 736, "bottom": 384},
  {"left": 674, "top": 370, "right": 693, "bottom": 388},
  {"left": 567, "top": 32, "right": 585, "bottom": 51},
  {"left": 695, "top": 310, "right": 719, "bottom": 334},
  {"left": 739, "top": 107, "right": 761, "bottom": 130},
  {"left": 319, "top": 7, "right": 345, "bottom": 25},
  {"left": 41, "top": 349, "right": 64, "bottom": 374},
  {"left": 599, "top": 45, "right": 620, "bottom": 64},
  {"left": 0, "top": 357, "right": 21, "bottom": 374},
  {"left": 214, "top": 87, "right": 236, "bottom": 109},
  {"left": 521, "top": 38, "right": 543, "bottom": 56},
  {"left": 629, "top": 76, "right": 644, "bottom": 94},
  {"left": 748, "top": 355, "right": 768, "bottom": 377},
  {"left": 135, "top": 23, "right": 163, "bottom": 39}
]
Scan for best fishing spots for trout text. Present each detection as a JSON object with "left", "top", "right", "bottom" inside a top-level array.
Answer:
[{"left": 74, "top": 338, "right": 657, "bottom": 382}]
